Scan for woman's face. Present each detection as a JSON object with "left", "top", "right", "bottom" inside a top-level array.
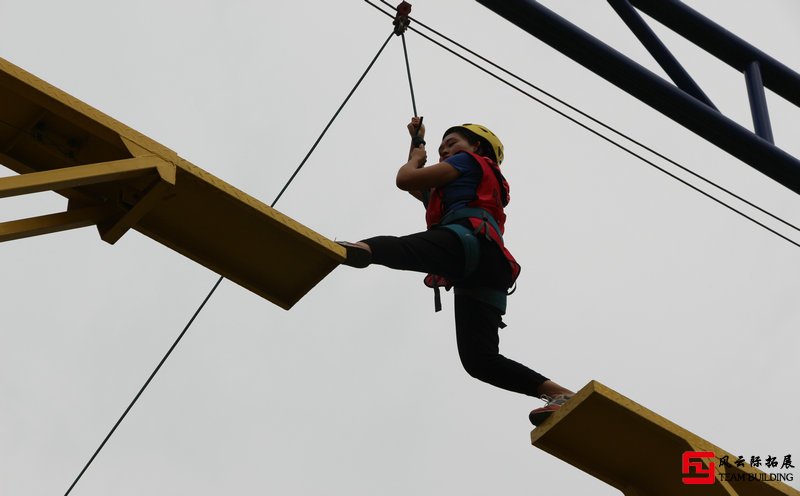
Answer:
[{"left": 438, "top": 132, "right": 477, "bottom": 162}]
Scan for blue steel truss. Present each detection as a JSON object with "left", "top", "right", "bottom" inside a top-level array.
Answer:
[{"left": 476, "top": 0, "right": 800, "bottom": 195}]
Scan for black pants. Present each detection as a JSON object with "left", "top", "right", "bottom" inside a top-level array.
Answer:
[{"left": 363, "top": 227, "right": 548, "bottom": 397}]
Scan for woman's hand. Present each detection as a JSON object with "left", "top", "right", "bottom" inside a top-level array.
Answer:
[
  {"left": 399, "top": 115, "right": 456, "bottom": 194},
  {"left": 409, "top": 145, "right": 427, "bottom": 167},
  {"left": 407, "top": 116, "right": 425, "bottom": 138}
]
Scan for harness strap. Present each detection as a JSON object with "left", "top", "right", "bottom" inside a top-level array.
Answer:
[
  {"left": 440, "top": 223, "right": 480, "bottom": 279},
  {"left": 439, "top": 207, "right": 503, "bottom": 242},
  {"left": 427, "top": 208, "right": 509, "bottom": 319}
]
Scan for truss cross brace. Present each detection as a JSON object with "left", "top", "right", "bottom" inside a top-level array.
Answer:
[
  {"left": 0, "top": 156, "right": 175, "bottom": 243},
  {"left": 475, "top": 0, "right": 800, "bottom": 196}
]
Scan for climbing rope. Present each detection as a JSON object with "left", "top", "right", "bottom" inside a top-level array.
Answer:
[
  {"left": 364, "top": 0, "right": 800, "bottom": 249},
  {"left": 401, "top": 34, "right": 418, "bottom": 117},
  {"left": 64, "top": 27, "right": 400, "bottom": 496},
  {"left": 272, "top": 31, "right": 395, "bottom": 207},
  {"left": 63, "top": 277, "right": 223, "bottom": 496}
]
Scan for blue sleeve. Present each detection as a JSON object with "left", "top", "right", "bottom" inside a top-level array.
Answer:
[{"left": 444, "top": 152, "right": 480, "bottom": 176}]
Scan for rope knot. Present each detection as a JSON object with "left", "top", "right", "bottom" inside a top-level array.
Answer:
[{"left": 393, "top": 1, "right": 412, "bottom": 36}]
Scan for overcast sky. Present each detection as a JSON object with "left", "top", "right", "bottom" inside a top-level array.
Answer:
[{"left": 2, "top": 1, "right": 799, "bottom": 495}]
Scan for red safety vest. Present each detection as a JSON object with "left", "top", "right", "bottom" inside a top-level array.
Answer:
[{"left": 424, "top": 152, "right": 521, "bottom": 288}]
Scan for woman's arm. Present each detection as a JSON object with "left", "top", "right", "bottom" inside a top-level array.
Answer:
[
  {"left": 407, "top": 189, "right": 426, "bottom": 202},
  {"left": 396, "top": 146, "right": 460, "bottom": 191}
]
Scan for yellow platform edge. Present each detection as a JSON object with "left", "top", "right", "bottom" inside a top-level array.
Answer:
[
  {"left": 0, "top": 56, "right": 346, "bottom": 309},
  {"left": 531, "top": 381, "right": 799, "bottom": 496}
]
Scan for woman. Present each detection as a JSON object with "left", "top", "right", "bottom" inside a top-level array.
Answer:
[{"left": 339, "top": 117, "right": 574, "bottom": 426}]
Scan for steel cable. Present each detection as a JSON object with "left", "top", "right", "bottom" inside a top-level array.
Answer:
[
  {"left": 365, "top": 0, "right": 800, "bottom": 248},
  {"left": 401, "top": 33, "right": 419, "bottom": 117},
  {"left": 64, "top": 29, "right": 396, "bottom": 496}
]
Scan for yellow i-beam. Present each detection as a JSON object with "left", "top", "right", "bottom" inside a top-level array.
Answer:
[
  {"left": 531, "top": 381, "right": 799, "bottom": 496},
  {"left": 0, "top": 57, "right": 344, "bottom": 309}
]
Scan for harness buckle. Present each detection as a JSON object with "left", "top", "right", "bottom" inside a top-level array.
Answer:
[{"left": 393, "top": 1, "right": 412, "bottom": 36}]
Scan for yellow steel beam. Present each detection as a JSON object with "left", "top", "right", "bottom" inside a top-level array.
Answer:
[
  {"left": 531, "top": 381, "right": 799, "bottom": 496},
  {"left": 130, "top": 158, "right": 345, "bottom": 309},
  {"left": 99, "top": 177, "right": 173, "bottom": 245},
  {"left": 0, "top": 151, "right": 95, "bottom": 204},
  {"left": 0, "top": 205, "right": 115, "bottom": 243},
  {"left": 1, "top": 109, "right": 46, "bottom": 154},
  {"left": 0, "top": 156, "right": 176, "bottom": 245},
  {"left": 0, "top": 156, "right": 172, "bottom": 199},
  {"left": 0, "top": 56, "right": 345, "bottom": 309}
]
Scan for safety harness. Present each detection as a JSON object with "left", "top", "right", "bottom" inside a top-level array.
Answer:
[{"left": 423, "top": 152, "right": 521, "bottom": 321}]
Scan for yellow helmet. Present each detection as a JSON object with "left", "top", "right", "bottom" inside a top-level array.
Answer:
[{"left": 444, "top": 123, "right": 504, "bottom": 164}]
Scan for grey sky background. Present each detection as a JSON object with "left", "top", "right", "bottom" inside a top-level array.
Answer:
[{"left": 1, "top": 1, "right": 799, "bottom": 494}]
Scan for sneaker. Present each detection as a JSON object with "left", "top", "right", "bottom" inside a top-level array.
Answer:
[
  {"left": 529, "top": 394, "right": 572, "bottom": 426},
  {"left": 336, "top": 241, "right": 371, "bottom": 268}
]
